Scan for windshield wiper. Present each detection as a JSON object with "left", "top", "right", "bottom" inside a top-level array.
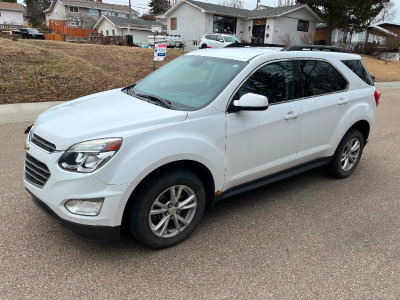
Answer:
[{"left": 136, "top": 93, "right": 172, "bottom": 109}]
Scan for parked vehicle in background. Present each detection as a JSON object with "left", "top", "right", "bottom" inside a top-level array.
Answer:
[
  {"left": 12, "top": 28, "right": 45, "bottom": 40},
  {"left": 147, "top": 34, "right": 185, "bottom": 49},
  {"left": 24, "top": 45, "right": 379, "bottom": 249},
  {"left": 199, "top": 33, "right": 239, "bottom": 49}
]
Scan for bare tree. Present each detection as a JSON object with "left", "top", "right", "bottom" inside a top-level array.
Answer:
[
  {"left": 300, "top": 33, "right": 315, "bottom": 45},
  {"left": 279, "top": 33, "right": 295, "bottom": 46},
  {"left": 65, "top": 13, "right": 96, "bottom": 29},
  {"left": 278, "top": 0, "right": 295, "bottom": 6},
  {"left": 220, "top": 0, "right": 243, "bottom": 8},
  {"left": 370, "top": 0, "right": 397, "bottom": 24}
]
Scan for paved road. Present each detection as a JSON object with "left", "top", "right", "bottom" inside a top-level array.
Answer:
[{"left": 0, "top": 89, "right": 399, "bottom": 299}]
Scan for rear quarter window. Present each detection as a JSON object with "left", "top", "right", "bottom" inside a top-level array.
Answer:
[{"left": 341, "top": 60, "right": 373, "bottom": 86}]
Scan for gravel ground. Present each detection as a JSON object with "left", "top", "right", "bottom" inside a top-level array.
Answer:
[{"left": 0, "top": 89, "right": 399, "bottom": 299}]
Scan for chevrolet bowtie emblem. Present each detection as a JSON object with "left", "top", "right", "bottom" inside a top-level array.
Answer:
[{"left": 24, "top": 143, "right": 30, "bottom": 151}]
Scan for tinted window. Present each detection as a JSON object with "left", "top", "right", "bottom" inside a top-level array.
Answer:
[
  {"left": 236, "top": 61, "right": 294, "bottom": 104},
  {"left": 299, "top": 60, "right": 347, "bottom": 97},
  {"left": 341, "top": 60, "right": 373, "bottom": 85}
]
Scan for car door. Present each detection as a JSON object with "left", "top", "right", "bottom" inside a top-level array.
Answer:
[
  {"left": 225, "top": 61, "right": 302, "bottom": 190},
  {"left": 294, "top": 59, "right": 349, "bottom": 166}
]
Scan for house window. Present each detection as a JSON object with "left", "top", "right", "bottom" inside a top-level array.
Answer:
[
  {"left": 101, "top": 30, "right": 103, "bottom": 35},
  {"left": 106, "top": 30, "right": 109, "bottom": 36},
  {"left": 69, "top": 6, "right": 79, "bottom": 13},
  {"left": 105, "top": 11, "right": 111, "bottom": 15},
  {"left": 297, "top": 20, "right": 309, "bottom": 32},
  {"left": 116, "top": 12, "right": 124, "bottom": 17},
  {"left": 89, "top": 9, "right": 99, "bottom": 15},
  {"left": 213, "top": 15, "right": 237, "bottom": 34},
  {"left": 70, "top": 21, "right": 78, "bottom": 27},
  {"left": 112, "top": 29, "right": 115, "bottom": 35},
  {"left": 171, "top": 17, "right": 177, "bottom": 30}
]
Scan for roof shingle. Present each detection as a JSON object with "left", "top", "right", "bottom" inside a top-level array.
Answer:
[
  {"left": 0, "top": 2, "right": 25, "bottom": 12},
  {"left": 185, "top": 0, "right": 302, "bottom": 19},
  {"left": 59, "top": 0, "right": 138, "bottom": 14}
]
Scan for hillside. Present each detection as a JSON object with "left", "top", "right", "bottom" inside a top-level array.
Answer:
[
  {"left": 0, "top": 39, "right": 183, "bottom": 104},
  {"left": 1, "top": 38, "right": 399, "bottom": 105}
]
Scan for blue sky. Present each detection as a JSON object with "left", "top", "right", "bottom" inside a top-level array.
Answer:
[{"left": 17, "top": 0, "right": 400, "bottom": 23}]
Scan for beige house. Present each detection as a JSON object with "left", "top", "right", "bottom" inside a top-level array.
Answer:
[
  {"left": 44, "top": 0, "right": 139, "bottom": 29},
  {"left": 165, "top": 0, "right": 323, "bottom": 51}
]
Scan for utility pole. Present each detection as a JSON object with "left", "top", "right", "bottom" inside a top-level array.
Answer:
[{"left": 128, "top": 0, "right": 131, "bottom": 42}]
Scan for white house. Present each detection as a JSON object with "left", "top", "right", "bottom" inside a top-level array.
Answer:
[
  {"left": 44, "top": 0, "right": 139, "bottom": 29},
  {"left": 94, "top": 16, "right": 165, "bottom": 46},
  {"left": 0, "top": 1, "right": 25, "bottom": 29},
  {"left": 165, "top": 0, "right": 323, "bottom": 51}
]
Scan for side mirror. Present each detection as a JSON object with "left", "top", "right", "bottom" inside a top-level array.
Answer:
[
  {"left": 233, "top": 93, "right": 269, "bottom": 111},
  {"left": 218, "top": 39, "right": 224, "bottom": 42}
]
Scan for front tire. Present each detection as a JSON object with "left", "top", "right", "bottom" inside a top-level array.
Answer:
[
  {"left": 327, "top": 128, "right": 364, "bottom": 179},
  {"left": 129, "top": 169, "right": 206, "bottom": 249}
]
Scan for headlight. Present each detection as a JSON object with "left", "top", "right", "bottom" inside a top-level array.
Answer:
[{"left": 59, "top": 138, "right": 122, "bottom": 173}]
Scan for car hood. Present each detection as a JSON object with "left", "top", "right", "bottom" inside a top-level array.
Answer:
[{"left": 32, "top": 89, "right": 188, "bottom": 150}]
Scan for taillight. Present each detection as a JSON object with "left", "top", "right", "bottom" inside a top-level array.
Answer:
[{"left": 374, "top": 89, "right": 381, "bottom": 107}]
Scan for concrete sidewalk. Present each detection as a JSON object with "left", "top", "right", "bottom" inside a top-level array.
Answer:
[{"left": 1, "top": 82, "right": 399, "bottom": 124}]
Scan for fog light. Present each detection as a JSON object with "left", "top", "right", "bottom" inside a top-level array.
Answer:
[{"left": 65, "top": 198, "right": 104, "bottom": 216}]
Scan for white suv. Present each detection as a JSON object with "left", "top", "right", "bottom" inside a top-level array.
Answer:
[
  {"left": 199, "top": 33, "right": 239, "bottom": 48},
  {"left": 24, "top": 46, "right": 380, "bottom": 249}
]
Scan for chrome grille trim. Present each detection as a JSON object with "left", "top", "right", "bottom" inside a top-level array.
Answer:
[
  {"left": 24, "top": 153, "right": 51, "bottom": 188},
  {"left": 31, "top": 134, "right": 57, "bottom": 153}
]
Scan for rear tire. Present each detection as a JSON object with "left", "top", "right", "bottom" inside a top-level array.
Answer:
[
  {"left": 327, "top": 128, "right": 364, "bottom": 179},
  {"left": 129, "top": 169, "right": 206, "bottom": 249},
  {"left": 200, "top": 44, "right": 207, "bottom": 49}
]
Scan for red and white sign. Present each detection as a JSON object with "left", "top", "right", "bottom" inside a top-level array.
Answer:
[{"left": 154, "top": 43, "right": 167, "bottom": 61}]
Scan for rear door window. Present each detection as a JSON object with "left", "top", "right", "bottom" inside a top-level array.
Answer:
[
  {"left": 298, "top": 60, "right": 348, "bottom": 97},
  {"left": 341, "top": 60, "right": 374, "bottom": 86}
]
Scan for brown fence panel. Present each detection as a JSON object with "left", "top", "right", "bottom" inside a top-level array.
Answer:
[{"left": 44, "top": 33, "right": 65, "bottom": 41}]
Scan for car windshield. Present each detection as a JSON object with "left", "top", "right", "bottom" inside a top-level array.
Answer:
[
  {"left": 27, "top": 28, "right": 40, "bottom": 33},
  {"left": 223, "top": 36, "right": 239, "bottom": 43},
  {"left": 130, "top": 56, "right": 247, "bottom": 111}
]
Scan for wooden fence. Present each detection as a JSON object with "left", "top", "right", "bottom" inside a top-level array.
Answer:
[
  {"left": 49, "top": 19, "right": 97, "bottom": 38},
  {"left": 44, "top": 33, "right": 65, "bottom": 41}
]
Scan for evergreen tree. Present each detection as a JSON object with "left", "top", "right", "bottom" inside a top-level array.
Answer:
[
  {"left": 24, "top": 0, "right": 51, "bottom": 27},
  {"left": 296, "top": 0, "right": 389, "bottom": 45},
  {"left": 149, "top": 0, "right": 169, "bottom": 15}
]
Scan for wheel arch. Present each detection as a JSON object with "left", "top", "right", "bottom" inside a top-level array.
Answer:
[
  {"left": 122, "top": 160, "right": 216, "bottom": 226},
  {"left": 349, "top": 119, "right": 370, "bottom": 144}
]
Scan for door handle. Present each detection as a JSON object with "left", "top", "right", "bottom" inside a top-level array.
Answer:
[
  {"left": 338, "top": 98, "right": 348, "bottom": 105},
  {"left": 284, "top": 112, "right": 300, "bottom": 120}
]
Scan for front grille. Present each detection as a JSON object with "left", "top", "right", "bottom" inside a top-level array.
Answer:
[
  {"left": 25, "top": 153, "right": 51, "bottom": 188},
  {"left": 31, "top": 133, "right": 56, "bottom": 152}
]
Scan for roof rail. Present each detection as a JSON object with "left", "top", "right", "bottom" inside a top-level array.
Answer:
[
  {"left": 281, "top": 45, "right": 350, "bottom": 53},
  {"left": 224, "top": 43, "right": 284, "bottom": 48}
]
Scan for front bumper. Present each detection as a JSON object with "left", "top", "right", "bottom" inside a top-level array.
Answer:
[{"left": 28, "top": 189, "right": 120, "bottom": 242}]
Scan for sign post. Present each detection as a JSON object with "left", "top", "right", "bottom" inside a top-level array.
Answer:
[{"left": 153, "top": 43, "right": 167, "bottom": 71}]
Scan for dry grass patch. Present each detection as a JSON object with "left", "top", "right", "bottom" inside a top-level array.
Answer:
[
  {"left": 360, "top": 54, "right": 400, "bottom": 82},
  {"left": 1, "top": 38, "right": 399, "bottom": 105},
  {"left": 0, "top": 38, "right": 183, "bottom": 104}
]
